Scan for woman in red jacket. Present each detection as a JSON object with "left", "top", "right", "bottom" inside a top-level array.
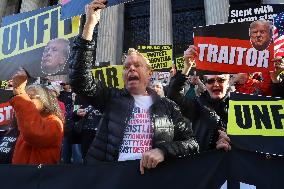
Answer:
[{"left": 10, "top": 69, "right": 64, "bottom": 164}]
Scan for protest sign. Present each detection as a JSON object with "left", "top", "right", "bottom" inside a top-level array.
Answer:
[
  {"left": 229, "top": 4, "right": 284, "bottom": 23},
  {"left": 228, "top": 93, "right": 284, "bottom": 155},
  {"left": 137, "top": 45, "right": 172, "bottom": 71},
  {"left": 2, "top": 148, "right": 284, "bottom": 189},
  {"left": 228, "top": 4, "right": 284, "bottom": 58},
  {"left": 0, "top": 81, "right": 8, "bottom": 89},
  {"left": 0, "top": 5, "right": 80, "bottom": 80},
  {"left": 194, "top": 21, "right": 274, "bottom": 74},
  {"left": 175, "top": 56, "right": 185, "bottom": 71},
  {"left": 150, "top": 72, "right": 171, "bottom": 86},
  {"left": 0, "top": 90, "right": 13, "bottom": 127},
  {"left": 0, "top": 89, "right": 17, "bottom": 164},
  {"left": 175, "top": 56, "right": 197, "bottom": 75},
  {"left": 60, "top": 0, "right": 135, "bottom": 20},
  {"left": 91, "top": 65, "right": 124, "bottom": 89}
]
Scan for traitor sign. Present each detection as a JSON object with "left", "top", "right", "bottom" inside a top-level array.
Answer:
[{"left": 194, "top": 21, "right": 274, "bottom": 74}]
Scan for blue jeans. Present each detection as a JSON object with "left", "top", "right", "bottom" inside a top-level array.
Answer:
[{"left": 61, "top": 137, "right": 82, "bottom": 164}]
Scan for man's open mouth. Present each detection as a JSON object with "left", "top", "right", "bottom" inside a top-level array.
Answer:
[
  {"left": 212, "top": 89, "right": 222, "bottom": 93},
  {"left": 128, "top": 75, "right": 139, "bottom": 81}
]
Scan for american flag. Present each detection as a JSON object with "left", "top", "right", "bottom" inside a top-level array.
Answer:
[{"left": 274, "top": 12, "right": 284, "bottom": 57}]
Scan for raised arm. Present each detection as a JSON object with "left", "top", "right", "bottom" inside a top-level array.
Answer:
[{"left": 69, "top": 0, "right": 112, "bottom": 112}]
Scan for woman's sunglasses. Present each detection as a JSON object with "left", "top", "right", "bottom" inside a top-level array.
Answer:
[{"left": 205, "top": 78, "right": 227, "bottom": 85}]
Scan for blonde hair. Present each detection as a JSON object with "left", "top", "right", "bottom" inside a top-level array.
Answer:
[{"left": 126, "top": 48, "right": 152, "bottom": 71}]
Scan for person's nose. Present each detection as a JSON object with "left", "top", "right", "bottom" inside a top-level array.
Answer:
[
  {"left": 44, "top": 49, "right": 51, "bottom": 57},
  {"left": 256, "top": 31, "right": 262, "bottom": 37},
  {"left": 129, "top": 64, "right": 136, "bottom": 72},
  {"left": 213, "top": 80, "right": 220, "bottom": 86},
  {"left": 47, "top": 47, "right": 54, "bottom": 54}
]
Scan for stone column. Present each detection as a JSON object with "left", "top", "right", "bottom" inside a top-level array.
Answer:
[
  {"left": 0, "top": 0, "right": 8, "bottom": 23},
  {"left": 204, "top": 0, "right": 229, "bottom": 25},
  {"left": 20, "top": 0, "right": 49, "bottom": 13},
  {"left": 95, "top": 4, "right": 124, "bottom": 65},
  {"left": 150, "top": 0, "right": 173, "bottom": 45},
  {"left": 262, "top": 0, "right": 283, "bottom": 3}
]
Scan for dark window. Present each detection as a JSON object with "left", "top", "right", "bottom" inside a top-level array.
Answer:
[
  {"left": 123, "top": 0, "right": 150, "bottom": 53},
  {"left": 172, "top": 0, "right": 205, "bottom": 58}
]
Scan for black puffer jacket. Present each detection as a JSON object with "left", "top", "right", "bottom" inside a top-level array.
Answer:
[
  {"left": 167, "top": 72, "right": 229, "bottom": 152},
  {"left": 69, "top": 36, "right": 199, "bottom": 163}
]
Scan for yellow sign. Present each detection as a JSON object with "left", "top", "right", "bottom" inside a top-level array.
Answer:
[
  {"left": 175, "top": 56, "right": 196, "bottom": 71},
  {"left": 137, "top": 45, "right": 172, "bottom": 71},
  {"left": 91, "top": 65, "right": 124, "bottom": 89},
  {"left": 175, "top": 57, "right": 184, "bottom": 71},
  {"left": 0, "top": 6, "right": 79, "bottom": 60},
  {"left": 0, "top": 80, "right": 8, "bottom": 89},
  {"left": 227, "top": 100, "right": 284, "bottom": 136}
]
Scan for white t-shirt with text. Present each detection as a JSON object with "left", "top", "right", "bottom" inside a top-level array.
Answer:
[{"left": 118, "top": 95, "right": 153, "bottom": 161}]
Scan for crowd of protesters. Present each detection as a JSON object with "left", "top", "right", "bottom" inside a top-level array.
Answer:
[{"left": 0, "top": 0, "right": 284, "bottom": 177}]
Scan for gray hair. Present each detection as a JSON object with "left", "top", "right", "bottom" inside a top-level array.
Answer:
[
  {"left": 26, "top": 84, "right": 64, "bottom": 122},
  {"left": 151, "top": 81, "right": 165, "bottom": 97},
  {"left": 249, "top": 20, "right": 273, "bottom": 38},
  {"left": 49, "top": 38, "right": 70, "bottom": 58},
  {"left": 48, "top": 38, "right": 70, "bottom": 71}
]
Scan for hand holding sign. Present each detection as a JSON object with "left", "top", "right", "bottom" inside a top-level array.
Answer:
[
  {"left": 86, "top": 0, "right": 106, "bottom": 25},
  {"left": 83, "top": 0, "right": 107, "bottom": 41},
  {"left": 60, "top": 0, "right": 134, "bottom": 20},
  {"left": 11, "top": 68, "right": 28, "bottom": 95},
  {"left": 182, "top": 45, "right": 197, "bottom": 75},
  {"left": 270, "top": 57, "right": 284, "bottom": 83}
]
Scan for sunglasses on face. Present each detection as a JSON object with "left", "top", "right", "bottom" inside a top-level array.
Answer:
[{"left": 205, "top": 77, "right": 227, "bottom": 85}]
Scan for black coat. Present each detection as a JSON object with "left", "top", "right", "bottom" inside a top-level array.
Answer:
[
  {"left": 69, "top": 36, "right": 199, "bottom": 163},
  {"left": 167, "top": 72, "right": 229, "bottom": 152},
  {"left": 271, "top": 82, "right": 284, "bottom": 98}
]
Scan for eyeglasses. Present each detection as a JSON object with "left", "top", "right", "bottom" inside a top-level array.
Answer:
[{"left": 205, "top": 78, "right": 227, "bottom": 85}]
